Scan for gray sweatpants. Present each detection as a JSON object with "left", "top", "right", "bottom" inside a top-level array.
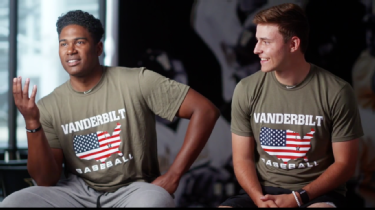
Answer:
[{"left": 0, "top": 174, "right": 175, "bottom": 207}]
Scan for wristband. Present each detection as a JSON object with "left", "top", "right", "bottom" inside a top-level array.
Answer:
[
  {"left": 296, "top": 189, "right": 309, "bottom": 204},
  {"left": 26, "top": 125, "right": 42, "bottom": 133},
  {"left": 292, "top": 191, "right": 301, "bottom": 207}
]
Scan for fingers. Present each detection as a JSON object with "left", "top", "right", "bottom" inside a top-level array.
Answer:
[
  {"left": 260, "top": 194, "right": 271, "bottom": 201},
  {"left": 13, "top": 77, "right": 37, "bottom": 105},
  {"left": 260, "top": 195, "right": 279, "bottom": 207},
  {"left": 259, "top": 200, "right": 278, "bottom": 208},
  {"left": 13, "top": 77, "right": 22, "bottom": 103},
  {"left": 29, "top": 85, "right": 38, "bottom": 102},
  {"left": 268, "top": 201, "right": 278, "bottom": 208},
  {"left": 22, "top": 78, "right": 30, "bottom": 100}
]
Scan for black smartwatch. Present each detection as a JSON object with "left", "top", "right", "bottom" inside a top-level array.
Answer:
[{"left": 296, "top": 189, "right": 309, "bottom": 204}]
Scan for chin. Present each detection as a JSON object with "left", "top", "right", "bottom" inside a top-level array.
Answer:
[
  {"left": 65, "top": 70, "right": 83, "bottom": 77},
  {"left": 260, "top": 67, "right": 274, "bottom": 73},
  {"left": 66, "top": 66, "right": 83, "bottom": 74}
]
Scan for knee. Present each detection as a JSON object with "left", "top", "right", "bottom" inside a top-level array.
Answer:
[
  {"left": 308, "top": 202, "right": 336, "bottom": 208},
  {"left": 128, "top": 184, "right": 175, "bottom": 207},
  {"left": 140, "top": 190, "right": 175, "bottom": 207},
  {"left": 0, "top": 187, "right": 41, "bottom": 207}
]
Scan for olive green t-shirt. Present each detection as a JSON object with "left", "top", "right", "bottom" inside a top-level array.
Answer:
[
  {"left": 231, "top": 63, "right": 363, "bottom": 196},
  {"left": 37, "top": 66, "right": 190, "bottom": 192}
]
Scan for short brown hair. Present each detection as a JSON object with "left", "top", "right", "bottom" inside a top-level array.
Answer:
[{"left": 253, "top": 3, "right": 309, "bottom": 53}]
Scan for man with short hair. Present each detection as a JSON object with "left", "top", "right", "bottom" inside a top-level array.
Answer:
[
  {"left": 219, "top": 3, "right": 363, "bottom": 208},
  {"left": 1, "top": 10, "right": 220, "bottom": 207}
]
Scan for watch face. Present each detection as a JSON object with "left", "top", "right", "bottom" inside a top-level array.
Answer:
[
  {"left": 297, "top": 189, "right": 310, "bottom": 203},
  {"left": 299, "top": 190, "right": 307, "bottom": 196}
]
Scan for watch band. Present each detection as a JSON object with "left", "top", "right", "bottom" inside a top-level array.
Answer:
[
  {"left": 296, "top": 189, "right": 309, "bottom": 204},
  {"left": 26, "top": 125, "right": 42, "bottom": 133}
]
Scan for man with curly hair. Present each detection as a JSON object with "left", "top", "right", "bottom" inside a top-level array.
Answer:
[{"left": 1, "top": 10, "right": 220, "bottom": 207}]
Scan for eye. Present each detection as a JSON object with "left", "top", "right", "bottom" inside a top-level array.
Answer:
[
  {"left": 77, "top": 41, "right": 84, "bottom": 45},
  {"left": 60, "top": 43, "right": 67, "bottom": 47}
]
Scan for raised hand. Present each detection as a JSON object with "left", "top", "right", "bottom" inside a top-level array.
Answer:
[{"left": 13, "top": 77, "right": 40, "bottom": 129}]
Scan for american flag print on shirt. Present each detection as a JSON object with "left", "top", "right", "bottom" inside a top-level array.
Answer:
[
  {"left": 73, "top": 123, "right": 123, "bottom": 163},
  {"left": 260, "top": 127, "right": 315, "bottom": 164}
]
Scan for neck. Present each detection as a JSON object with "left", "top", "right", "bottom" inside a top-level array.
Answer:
[
  {"left": 70, "top": 65, "right": 103, "bottom": 93},
  {"left": 274, "top": 54, "right": 310, "bottom": 87}
]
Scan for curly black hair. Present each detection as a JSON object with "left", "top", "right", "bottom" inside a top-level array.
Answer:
[{"left": 56, "top": 10, "right": 104, "bottom": 43}]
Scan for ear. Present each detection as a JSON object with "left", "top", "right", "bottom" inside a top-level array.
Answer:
[
  {"left": 290, "top": 36, "right": 301, "bottom": 53},
  {"left": 96, "top": 41, "right": 103, "bottom": 57}
]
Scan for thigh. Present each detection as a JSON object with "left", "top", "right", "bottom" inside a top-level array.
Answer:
[
  {"left": 263, "top": 186, "right": 345, "bottom": 208},
  {"left": 0, "top": 185, "right": 91, "bottom": 207},
  {"left": 219, "top": 186, "right": 291, "bottom": 208},
  {"left": 101, "top": 182, "right": 175, "bottom": 207},
  {"left": 0, "top": 174, "right": 98, "bottom": 207},
  {"left": 302, "top": 191, "right": 346, "bottom": 208},
  {"left": 263, "top": 186, "right": 291, "bottom": 195},
  {"left": 219, "top": 189, "right": 257, "bottom": 208}
]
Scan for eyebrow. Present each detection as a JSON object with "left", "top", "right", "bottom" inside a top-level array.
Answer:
[
  {"left": 257, "top": 37, "right": 272, "bottom": 41},
  {"left": 59, "top": 37, "right": 88, "bottom": 42}
]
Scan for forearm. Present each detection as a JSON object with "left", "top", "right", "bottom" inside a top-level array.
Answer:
[
  {"left": 167, "top": 107, "right": 219, "bottom": 180},
  {"left": 302, "top": 161, "right": 356, "bottom": 201},
  {"left": 234, "top": 159, "right": 264, "bottom": 204},
  {"left": 26, "top": 122, "right": 61, "bottom": 186}
]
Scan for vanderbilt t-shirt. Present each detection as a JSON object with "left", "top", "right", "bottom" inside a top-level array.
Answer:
[
  {"left": 231, "top": 63, "right": 363, "bottom": 196},
  {"left": 37, "top": 66, "right": 189, "bottom": 192}
]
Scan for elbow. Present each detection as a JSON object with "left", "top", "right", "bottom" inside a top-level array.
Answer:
[
  {"left": 213, "top": 106, "right": 220, "bottom": 120},
  {"left": 34, "top": 180, "right": 56, "bottom": 187},
  {"left": 347, "top": 164, "right": 357, "bottom": 179},
  {"left": 28, "top": 167, "right": 61, "bottom": 187},
  {"left": 335, "top": 161, "right": 357, "bottom": 181},
  {"left": 189, "top": 99, "right": 220, "bottom": 122},
  {"left": 32, "top": 175, "right": 60, "bottom": 186},
  {"left": 208, "top": 104, "right": 220, "bottom": 122},
  {"left": 206, "top": 100, "right": 220, "bottom": 120},
  {"left": 194, "top": 103, "right": 220, "bottom": 125}
]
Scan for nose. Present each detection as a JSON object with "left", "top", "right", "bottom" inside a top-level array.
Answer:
[
  {"left": 67, "top": 44, "right": 77, "bottom": 55},
  {"left": 253, "top": 42, "right": 261, "bottom": 55}
]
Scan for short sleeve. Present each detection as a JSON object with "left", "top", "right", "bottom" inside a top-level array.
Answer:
[
  {"left": 138, "top": 68, "right": 190, "bottom": 122},
  {"left": 231, "top": 81, "right": 253, "bottom": 137},
  {"left": 37, "top": 99, "right": 62, "bottom": 148},
  {"left": 331, "top": 84, "right": 364, "bottom": 142}
]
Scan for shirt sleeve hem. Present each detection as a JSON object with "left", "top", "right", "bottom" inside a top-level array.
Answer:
[
  {"left": 166, "top": 86, "right": 190, "bottom": 122},
  {"left": 332, "top": 133, "right": 364, "bottom": 142},
  {"left": 231, "top": 129, "right": 253, "bottom": 137}
]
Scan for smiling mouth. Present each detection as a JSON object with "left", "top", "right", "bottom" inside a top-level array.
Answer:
[
  {"left": 260, "top": 58, "right": 269, "bottom": 63},
  {"left": 67, "top": 59, "right": 81, "bottom": 67}
]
